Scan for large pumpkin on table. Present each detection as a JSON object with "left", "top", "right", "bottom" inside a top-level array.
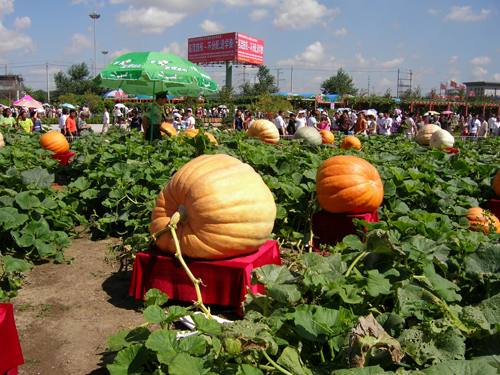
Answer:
[
  {"left": 150, "top": 154, "right": 276, "bottom": 259},
  {"left": 40, "top": 131, "right": 70, "bottom": 154},
  {"left": 341, "top": 135, "right": 361, "bottom": 150},
  {"left": 248, "top": 119, "right": 279, "bottom": 144},
  {"left": 293, "top": 127, "right": 322, "bottom": 146},
  {"left": 429, "top": 129, "right": 454, "bottom": 150},
  {"left": 319, "top": 130, "right": 334, "bottom": 144},
  {"left": 160, "top": 122, "right": 178, "bottom": 136},
  {"left": 182, "top": 129, "right": 218, "bottom": 145},
  {"left": 466, "top": 207, "right": 500, "bottom": 234},
  {"left": 415, "top": 124, "right": 441, "bottom": 145},
  {"left": 316, "top": 155, "right": 384, "bottom": 214}
]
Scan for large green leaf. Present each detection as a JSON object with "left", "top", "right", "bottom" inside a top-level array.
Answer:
[
  {"left": 107, "top": 344, "right": 149, "bottom": 375},
  {"left": 420, "top": 359, "right": 498, "bottom": 375},
  {"left": 168, "top": 353, "right": 211, "bottom": 375},
  {"left": 107, "top": 327, "right": 151, "bottom": 352},
  {"left": 20, "top": 167, "right": 54, "bottom": 189}
]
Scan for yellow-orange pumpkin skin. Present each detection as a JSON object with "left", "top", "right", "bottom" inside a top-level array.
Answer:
[
  {"left": 492, "top": 170, "right": 500, "bottom": 197},
  {"left": 160, "top": 122, "right": 178, "bottom": 136},
  {"left": 341, "top": 135, "right": 361, "bottom": 150},
  {"left": 182, "top": 129, "right": 218, "bottom": 145},
  {"left": 466, "top": 207, "right": 500, "bottom": 234},
  {"left": 415, "top": 124, "right": 441, "bottom": 145},
  {"left": 150, "top": 154, "right": 276, "bottom": 259},
  {"left": 316, "top": 155, "right": 384, "bottom": 214},
  {"left": 319, "top": 130, "right": 334, "bottom": 144},
  {"left": 248, "top": 120, "right": 279, "bottom": 144},
  {"left": 40, "top": 131, "right": 70, "bottom": 154}
]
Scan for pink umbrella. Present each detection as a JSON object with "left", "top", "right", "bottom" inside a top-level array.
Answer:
[
  {"left": 441, "top": 110, "right": 453, "bottom": 114},
  {"left": 13, "top": 95, "right": 43, "bottom": 109}
]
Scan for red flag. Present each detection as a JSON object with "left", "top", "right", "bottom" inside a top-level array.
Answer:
[
  {"left": 470, "top": 91, "right": 476, "bottom": 97},
  {"left": 450, "top": 81, "right": 458, "bottom": 88},
  {"left": 440, "top": 83, "right": 447, "bottom": 90},
  {"left": 459, "top": 85, "right": 465, "bottom": 90}
]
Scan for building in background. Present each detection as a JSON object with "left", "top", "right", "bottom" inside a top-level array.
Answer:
[
  {"left": 463, "top": 81, "right": 500, "bottom": 97},
  {"left": 0, "top": 74, "right": 24, "bottom": 105}
]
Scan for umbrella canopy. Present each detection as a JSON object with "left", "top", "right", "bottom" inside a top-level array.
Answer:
[
  {"left": 114, "top": 103, "right": 127, "bottom": 108},
  {"left": 60, "top": 103, "right": 76, "bottom": 109},
  {"left": 441, "top": 110, "right": 453, "bottom": 114},
  {"left": 13, "top": 95, "right": 43, "bottom": 109},
  {"left": 103, "top": 88, "right": 128, "bottom": 99},
  {"left": 93, "top": 52, "right": 218, "bottom": 97},
  {"left": 424, "top": 111, "right": 440, "bottom": 116}
]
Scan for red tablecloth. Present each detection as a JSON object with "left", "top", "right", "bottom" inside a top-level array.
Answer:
[
  {"left": 0, "top": 304, "right": 24, "bottom": 375},
  {"left": 49, "top": 152, "right": 76, "bottom": 166},
  {"left": 129, "top": 241, "right": 281, "bottom": 314},
  {"left": 312, "top": 210, "right": 379, "bottom": 251},
  {"left": 488, "top": 199, "right": 500, "bottom": 219}
]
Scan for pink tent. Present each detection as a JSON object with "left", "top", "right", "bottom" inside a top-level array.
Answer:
[{"left": 13, "top": 95, "right": 43, "bottom": 109}]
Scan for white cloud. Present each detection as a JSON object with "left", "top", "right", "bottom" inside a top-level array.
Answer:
[
  {"left": 444, "top": 6, "right": 492, "bottom": 22},
  {"left": 109, "top": 0, "right": 219, "bottom": 13},
  {"left": 0, "top": 21, "right": 35, "bottom": 53},
  {"left": 472, "top": 66, "right": 488, "bottom": 80},
  {"left": 109, "top": 47, "right": 132, "bottom": 60},
  {"left": 64, "top": 33, "right": 92, "bottom": 56},
  {"left": 159, "top": 41, "right": 186, "bottom": 58},
  {"left": 379, "top": 77, "right": 394, "bottom": 88},
  {"left": 378, "top": 57, "right": 404, "bottom": 68},
  {"left": 447, "top": 55, "right": 458, "bottom": 65},
  {"left": 276, "top": 41, "right": 333, "bottom": 67},
  {"left": 492, "top": 73, "right": 500, "bottom": 81},
  {"left": 333, "top": 27, "right": 346, "bottom": 37},
  {"left": 0, "top": 0, "right": 14, "bottom": 15},
  {"left": 428, "top": 9, "right": 440, "bottom": 15},
  {"left": 355, "top": 53, "right": 374, "bottom": 68},
  {"left": 13, "top": 16, "right": 31, "bottom": 29},
  {"left": 249, "top": 8, "right": 269, "bottom": 21},
  {"left": 199, "top": 19, "right": 224, "bottom": 33},
  {"left": 273, "top": 0, "right": 339, "bottom": 30},
  {"left": 448, "top": 67, "right": 461, "bottom": 76},
  {"left": 469, "top": 56, "right": 491, "bottom": 66},
  {"left": 115, "top": 6, "right": 186, "bottom": 34}
]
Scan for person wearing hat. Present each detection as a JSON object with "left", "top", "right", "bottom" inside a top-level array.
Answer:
[
  {"left": 77, "top": 111, "right": 93, "bottom": 135},
  {"left": 142, "top": 91, "right": 170, "bottom": 141},
  {"left": 173, "top": 112, "right": 182, "bottom": 130},
  {"left": 296, "top": 110, "right": 306, "bottom": 130},
  {"left": 185, "top": 108, "right": 196, "bottom": 130}
]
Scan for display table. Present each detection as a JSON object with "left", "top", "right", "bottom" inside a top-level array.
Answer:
[
  {"left": 312, "top": 210, "right": 379, "bottom": 251},
  {"left": 0, "top": 304, "right": 24, "bottom": 375},
  {"left": 49, "top": 152, "right": 76, "bottom": 166},
  {"left": 129, "top": 241, "right": 281, "bottom": 313},
  {"left": 488, "top": 199, "right": 500, "bottom": 219}
]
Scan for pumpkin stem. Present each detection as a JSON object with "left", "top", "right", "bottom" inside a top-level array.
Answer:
[{"left": 168, "top": 210, "right": 213, "bottom": 319}]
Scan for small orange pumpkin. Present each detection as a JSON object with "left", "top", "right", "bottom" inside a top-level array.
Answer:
[
  {"left": 466, "top": 207, "right": 500, "bottom": 234},
  {"left": 150, "top": 154, "right": 276, "bottom": 259},
  {"left": 247, "top": 120, "right": 280, "bottom": 144},
  {"left": 319, "top": 130, "right": 334, "bottom": 144},
  {"left": 160, "top": 122, "right": 178, "bottom": 136},
  {"left": 492, "top": 170, "right": 500, "bottom": 197},
  {"left": 182, "top": 129, "right": 218, "bottom": 145},
  {"left": 316, "top": 155, "right": 384, "bottom": 214},
  {"left": 40, "top": 131, "right": 70, "bottom": 155},
  {"left": 341, "top": 135, "right": 361, "bottom": 150}
]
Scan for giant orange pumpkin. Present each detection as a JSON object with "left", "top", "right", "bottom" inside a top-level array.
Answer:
[
  {"left": 160, "top": 122, "right": 178, "bottom": 136},
  {"left": 319, "top": 130, "right": 334, "bottom": 144},
  {"left": 40, "top": 131, "right": 70, "bottom": 155},
  {"left": 492, "top": 170, "right": 500, "bottom": 197},
  {"left": 182, "top": 129, "right": 218, "bottom": 145},
  {"left": 150, "top": 154, "right": 276, "bottom": 259},
  {"left": 341, "top": 135, "right": 361, "bottom": 150},
  {"left": 466, "top": 207, "right": 500, "bottom": 234},
  {"left": 248, "top": 119, "right": 279, "bottom": 144},
  {"left": 316, "top": 155, "right": 384, "bottom": 214}
]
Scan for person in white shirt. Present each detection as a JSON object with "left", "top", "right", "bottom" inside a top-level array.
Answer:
[
  {"left": 307, "top": 111, "right": 317, "bottom": 128},
  {"left": 101, "top": 108, "right": 110, "bottom": 134},
  {"left": 113, "top": 106, "right": 122, "bottom": 125},
  {"left": 404, "top": 113, "right": 418, "bottom": 137},
  {"left": 478, "top": 116, "right": 488, "bottom": 138},
  {"left": 469, "top": 114, "right": 480, "bottom": 137},
  {"left": 58, "top": 108, "right": 68, "bottom": 134},
  {"left": 296, "top": 110, "right": 307, "bottom": 130},
  {"left": 349, "top": 111, "right": 358, "bottom": 124},
  {"left": 380, "top": 112, "right": 392, "bottom": 136},
  {"left": 173, "top": 113, "right": 182, "bottom": 130},
  {"left": 376, "top": 113, "right": 385, "bottom": 135},
  {"left": 488, "top": 115, "right": 498, "bottom": 136},
  {"left": 185, "top": 109, "right": 195, "bottom": 130},
  {"left": 274, "top": 110, "right": 286, "bottom": 135}
]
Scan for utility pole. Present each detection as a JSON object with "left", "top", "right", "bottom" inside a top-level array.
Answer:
[
  {"left": 396, "top": 69, "right": 400, "bottom": 98},
  {"left": 367, "top": 75, "right": 370, "bottom": 95},
  {"left": 89, "top": 11, "right": 101, "bottom": 77},
  {"left": 276, "top": 68, "right": 285, "bottom": 91},
  {"left": 290, "top": 65, "right": 294, "bottom": 92},
  {"left": 4, "top": 65, "right": 6, "bottom": 75},
  {"left": 46, "top": 62, "right": 50, "bottom": 103}
]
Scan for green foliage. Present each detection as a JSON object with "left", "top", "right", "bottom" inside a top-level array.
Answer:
[
  {"left": 253, "top": 92, "right": 293, "bottom": 116},
  {"left": 240, "top": 66, "right": 279, "bottom": 96},
  {"left": 320, "top": 68, "right": 358, "bottom": 96},
  {"left": 53, "top": 62, "right": 107, "bottom": 99}
]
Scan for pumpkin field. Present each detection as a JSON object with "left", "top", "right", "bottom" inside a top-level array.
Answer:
[{"left": 1, "top": 126, "right": 500, "bottom": 374}]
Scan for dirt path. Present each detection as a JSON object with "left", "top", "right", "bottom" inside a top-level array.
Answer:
[{"left": 12, "top": 237, "right": 145, "bottom": 375}]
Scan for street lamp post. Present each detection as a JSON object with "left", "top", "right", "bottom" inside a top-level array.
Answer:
[
  {"left": 89, "top": 11, "right": 101, "bottom": 77},
  {"left": 102, "top": 50, "right": 108, "bottom": 71}
]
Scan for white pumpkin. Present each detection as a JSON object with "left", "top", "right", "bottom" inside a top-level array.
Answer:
[
  {"left": 0, "top": 132, "right": 4, "bottom": 147},
  {"left": 415, "top": 124, "right": 442, "bottom": 145},
  {"left": 429, "top": 129, "right": 455, "bottom": 150}
]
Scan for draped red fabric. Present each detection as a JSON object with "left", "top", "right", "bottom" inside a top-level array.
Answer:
[
  {"left": 0, "top": 304, "right": 24, "bottom": 375},
  {"left": 129, "top": 241, "right": 281, "bottom": 315},
  {"left": 488, "top": 199, "right": 500, "bottom": 219},
  {"left": 312, "top": 210, "right": 379, "bottom": 251},
  {"left": 49, "top": 152, "right": 76, "bottom": 165}
]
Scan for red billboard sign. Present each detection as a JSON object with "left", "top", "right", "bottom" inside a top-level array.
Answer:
[{"left": 188, "top": 32, "right": 264, "bottom": 66}]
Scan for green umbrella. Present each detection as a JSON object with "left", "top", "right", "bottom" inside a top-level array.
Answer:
[{"left": 93, "top": 51, "right": 218, "bottom": 97}]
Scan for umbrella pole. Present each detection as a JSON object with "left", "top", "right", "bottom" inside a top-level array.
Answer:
[{"left": 150, "top": 81, "right": 155, "bottom": 143}]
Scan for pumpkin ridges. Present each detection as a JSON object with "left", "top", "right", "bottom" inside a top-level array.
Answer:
[
  {"left": 466, "top": 207, "right": 500, "bottom": 234},
  {"left": 182, "top": 129, "right": 218, "bottom": 145},
  {"left": 40, "top": 131, "right": 70, "bottom": 154},
  {"left": 341, "top": 136, "right": 361, "bottom": 150},
  {"left": 492, "top": 170, "right": 500, "bottom": 196},
  {"left": 160, "top": 122, "right": 178, "bottom": 136},
  {"left": 248, "top": 120, "right": 280, "bottom": 144},
  {"left": 319, "top": 130, "right": 334, "bottom": 144}
]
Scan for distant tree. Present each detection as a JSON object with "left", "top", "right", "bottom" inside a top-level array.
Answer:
[
  {"left": 240, "top": 66, "right": 279, "bottom": 96},
  {"left": 384, "top": 88, "right": 392, "bottom": 98},
  {"left": 83, "top": 90, "right": 102, "bottom": 114},
  {"left": 400, "top": 85, "right": 423, "bottom": 99},
  {"left": 218, "top": 84, "right": 236, "bottom": 104},
  {"left": 252, "top": 92, "right": 292, "bottom": 116},
  {"left": 25, "top": 88, "right": 47, "bottom": 103},
  {"left": 424, "top": 88, "right": 437, "bottom": 100},
  {"left": 320, "top": 68, "right": 358, "bottom": 96},
  {"left": 54, "top": 62, "right": 106, "bottom": 99}
]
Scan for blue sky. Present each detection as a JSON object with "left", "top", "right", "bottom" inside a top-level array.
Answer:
[{"left": 2, "top": 0, "right": 499, "bottom": 97}]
